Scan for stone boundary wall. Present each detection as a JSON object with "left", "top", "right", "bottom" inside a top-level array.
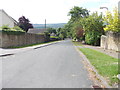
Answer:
[
  {"left": 101, "top": 31, "right": 120, "bottom": 51},
  {"left": 0, "top": 33, "right": 47, "bottom": 48}
]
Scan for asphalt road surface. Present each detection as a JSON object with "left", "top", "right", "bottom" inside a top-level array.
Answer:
[{"left": 2, "top": 40, "right": 93, "bottom": 88}]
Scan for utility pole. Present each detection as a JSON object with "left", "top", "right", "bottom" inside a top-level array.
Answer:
[{"left": 45, "top": 19, "right": 46, "bottom": 30}]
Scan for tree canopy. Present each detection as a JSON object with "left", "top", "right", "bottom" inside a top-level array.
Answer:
[
  {"left": 18, "top": 16, "right": 33, "bottom": 32},
  {"left": 103, "top": 7, "right": 120, "bottom": 32},
  {"left": 68, "top": 6, "right": 89, "bottom": 22}
]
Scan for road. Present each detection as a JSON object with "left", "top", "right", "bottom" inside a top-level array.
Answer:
[{"left": 2, "top": 40, "right": 93, "bottom": 88}]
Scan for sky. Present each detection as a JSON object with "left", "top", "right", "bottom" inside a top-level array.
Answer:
[{"left": 0, "top": 0, "right": 119, "bottom": 24}]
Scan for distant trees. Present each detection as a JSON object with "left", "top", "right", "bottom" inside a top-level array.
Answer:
[
  {"left": 18, "top": 16, "right": 33, "bottom": 32},
  {"left": 65, "top": 6, "right": 89, "bottom": 41},
  {"left": 47, "top": 28, "right": 56, "bottom": 35},
  {"left": 62, "top": 6, "right": 105, "bottom": 45}
]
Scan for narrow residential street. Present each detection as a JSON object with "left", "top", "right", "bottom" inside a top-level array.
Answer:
[{"left": 2, "top": 40, "right": 93, "bottom": 88}]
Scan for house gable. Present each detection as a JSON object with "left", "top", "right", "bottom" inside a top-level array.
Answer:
[{"left": 0, "top": 9, "right": 18, "bottom": 28}]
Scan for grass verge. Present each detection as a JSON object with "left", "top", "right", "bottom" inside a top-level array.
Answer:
[
  {"left": 72, "top": 41, "right": 83, "bottom": 46},
  {"left": 73, "top": 41, "right": 119, "bottom": 86},
  {"left": 79, "top": 48, "right": 119, "bottom": 85}
]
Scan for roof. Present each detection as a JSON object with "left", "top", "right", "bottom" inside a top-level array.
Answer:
[
  {"left": 27, "top": 28, "right": 46, "bottom": 34},
  {"left": 0, "top": 9, "right": 18, "bottom": 25}
]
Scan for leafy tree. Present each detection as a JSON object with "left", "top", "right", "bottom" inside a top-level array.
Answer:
[
  {"left": 18, "top": 16, "right": 33, "bottom": 32},
  {"left": 68, "top": 6, "right": 89, "bottom": 22},
  {"left": 56, "top": 28, "right": 66, "bottom": 39},
  {"left": 72, "top": 21, "right": 84, "bottom": 41},
  {"left": 103, "top": 7, "right": 120, "bottom": 32},
  {"left": 82, "top": 12, "right": 104, "bottom": 45},
  {"left": 47, "top": 28, "right": 56, "bottom": 34},
  {"left": 66, "top": 6, "right": 89, "bottom": 40}
]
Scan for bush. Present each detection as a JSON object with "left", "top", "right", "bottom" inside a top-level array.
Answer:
[
  {"left": 81, "top": 12, "right": 104, "bottom": 46},
  {"left": 103, "top": 7, "right": 120, "bottom": 32},
  {"left": 1, "top": 25, "right": 10, "bottom": 30},
  {"left": 85, "top": 31, "right": 101, "bottom": 45},
  {"left": 0, "top": 25, "right": 25, "bottom": 35},
  {"left": 50, "top": 36, "right": 60, "bottom": 41},
  {"left": 44, "top": 31, "right": 50, "bottom": 41}
]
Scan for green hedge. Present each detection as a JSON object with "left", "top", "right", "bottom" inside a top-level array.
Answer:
[
  {"left": 0, "top": 26, "right": 25, "bottom": 35},
  {"left": 1, "top": 29, "right": 25, "bottom": 35}
]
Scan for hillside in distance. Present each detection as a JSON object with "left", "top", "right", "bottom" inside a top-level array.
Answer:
[{"left": 33, "top": 23, "right": 66, "bottom": 29}]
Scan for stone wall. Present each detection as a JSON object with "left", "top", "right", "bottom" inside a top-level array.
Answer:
[
  {"left": 101, "top": 31, "right": 120, "bottom": 51},
  {"left": 0, "top": 33, "right": 47, "bottom": 48}
]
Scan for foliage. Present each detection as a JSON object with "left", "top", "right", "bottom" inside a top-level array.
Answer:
[
  {"left": 58, "top": 28, "right": 67, "bottom": 39},
  {"left": 18, "top": 16, "right": 33, "bottom": 32},
  {"left": 47, "top": 28, "right": 56, "bottom": 34},
  {"left": 1, "top": 25, "right": 10, "bottom": 30},
  {"left": 50, "top": 36, "right": 60, "bottom": 41},
  {"left": 71, "top": 21, "right": 84, "bottom": 41},
  {"left": 12, "top": 26, "right": 23, "bottom": 31},
  {"left": 44, "top": 31, "right": 50, "bottom": 41},
  {"left": 103, "top": 7, "right": 120, "bottom": 32},
  {"left": 81, "top": 12, "right": 104, "bottom": 45},
  {"left": 85, "top": 31, "right": 101, "bottom": 45},
  {"left": 0, "top": 25, "right": 25, "bottom": 35},
  {"left": 68, "top": 6, "right": 89, "bottom": 22},
  {"left": 63, "top": 6, "right": 89, "bottom": 40}
]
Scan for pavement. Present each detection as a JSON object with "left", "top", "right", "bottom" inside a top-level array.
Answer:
[
  {"left": 0, "top": 41, "right": 59, "bottom": 57},
  {"left": 2, "top": 40, "right": 93, "bottom": 88}
]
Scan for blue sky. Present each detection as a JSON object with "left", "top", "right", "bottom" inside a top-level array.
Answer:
[{"left": 0, "top": 0, "right": 119, "bottom": 24}]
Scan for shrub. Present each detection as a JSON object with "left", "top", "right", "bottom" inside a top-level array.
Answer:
[
  {"left": 50, "top": 36, "right": 60, "bottom": 41},
  {"left": 85, "top": 31, "right": 101, "bottom": 45},
  {"left": 0, "top": 25, "right": 25, "bottom": 35},
  {"left": 103, "top": 7, "right": 120, "bottom": 32},
  {"left": 44, "top": 31, "right": 50, "bottom": 41},
  {"left": 81, "top": 12, "right": 104, "bottom": 45},
  {"left": 1, "top": 25, "right": 10, "bottom": 30},
  {"left": 12, "top": 26, "right": 24, "bottom": 31}
]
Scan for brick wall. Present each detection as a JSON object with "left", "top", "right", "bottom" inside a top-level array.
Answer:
[
  {"left": 0, "top": 33, "right": 47, "bottom": 48},
  {"left": 101, "top": 31, "right": 120, "bottom": 51}
]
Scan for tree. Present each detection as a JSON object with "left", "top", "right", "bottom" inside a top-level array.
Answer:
[
  {"left": 72, "top": 21, "right": 84, "bottom": 41},
  {"left": 18, "top": 16, "right": 33, "bottom": 32},
  {"left": 47, "top": 28, "right": 56, "bottom": 34},
  {"left": 65, "top": 6, "right": 89, "bottom": 40},
  {"left": 81, "top": 12, "right": 104, "bottom": 45},
  {"left": 68, "top": 6, "right": 89, "bottom": 22},
  {"left": 103, "top": 7, "right": 120, "bottom": 32},
  {"left": 56, "top": 28, "right": 66, "bottom": 39}
]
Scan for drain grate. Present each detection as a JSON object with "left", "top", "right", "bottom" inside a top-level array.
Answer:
[{"left": 92, "top": 85, "right": 102, "bottom": 88}]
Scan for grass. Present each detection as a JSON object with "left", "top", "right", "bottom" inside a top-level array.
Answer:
[
  {"left": 72, "top": 41, "right": 82, "bottom": 46},
  {"left": 73, "top": 41, "right": 119, "bottom": 86},
  {"left": 79, "top": 48, "right": 119, "bottom": 85}
]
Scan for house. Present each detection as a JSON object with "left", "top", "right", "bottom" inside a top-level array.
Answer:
[
  {"left": 27, "top": 28, "right": 46, "bottom": 34},
  {"left": 0, "top": 9, "right": 18, "bottom": 28}
]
